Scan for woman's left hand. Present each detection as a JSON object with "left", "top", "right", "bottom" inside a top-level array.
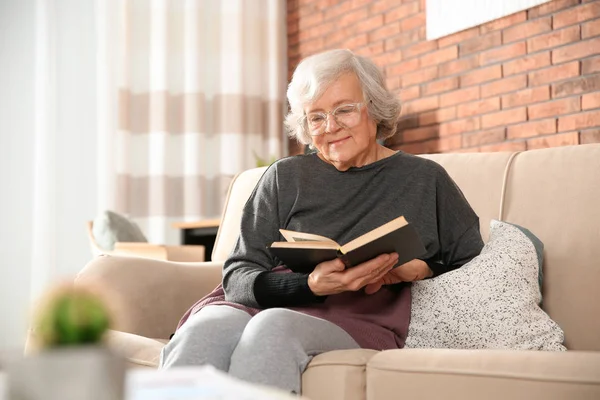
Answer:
[{"left": 364, "top": 259, "right": 432, "bottom": 294}]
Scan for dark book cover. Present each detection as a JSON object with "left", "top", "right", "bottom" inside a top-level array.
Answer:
[
  {"left": 268, "top": 247, "right": 340, "bottom": 274},
  {"left": 268, "top": 224, "right": 426, "bottom": 274},
  {"left": 340, "top": 223, "right": 426, "bottom": 269}
]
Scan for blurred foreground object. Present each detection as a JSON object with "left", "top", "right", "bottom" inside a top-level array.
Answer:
[{"left": 7, "top": 284, "right": 125, "bottom": 400}]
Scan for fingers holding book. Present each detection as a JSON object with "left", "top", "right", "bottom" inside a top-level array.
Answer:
[{"left": 307, "top": 253, "right": 399, "bottom": 296}]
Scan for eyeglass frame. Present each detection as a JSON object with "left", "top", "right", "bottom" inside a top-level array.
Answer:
[{"left": 301, "top": 102, "right": 368, "bottom": 136}]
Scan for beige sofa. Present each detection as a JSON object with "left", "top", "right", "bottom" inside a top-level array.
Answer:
[{"left": 58, "top": 144, "right": 600, "bottom": 399}]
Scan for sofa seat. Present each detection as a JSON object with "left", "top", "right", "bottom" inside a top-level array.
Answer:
[
  {"left": 105, "top": 330, "right": 166, "bottom": 369},
  {"left": 367, "top": 349, "right": 600, "bottom": 400}
]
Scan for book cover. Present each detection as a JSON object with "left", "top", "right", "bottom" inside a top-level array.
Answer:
[{"left": 268, "top": 216, "right": 427, "bottom": 274}]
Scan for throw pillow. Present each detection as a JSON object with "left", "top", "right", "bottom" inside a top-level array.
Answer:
[
  {"left": 405, "top": 219, "right": 566, "bottom": 351},
  {"left": 92, "top": 210, "right": 147, "bottom": 251}
]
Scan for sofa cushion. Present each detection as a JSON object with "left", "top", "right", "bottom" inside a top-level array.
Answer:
[
  {"left": 366, "top": 349, "right": 600, "bottom": 400},
  {"left": 92, "top": 210, "right": 147, "bottom": 251},
  {"left": 405, "top": 220, "right": 565, "bottom": 351},
  {"left": 105, "top": 330, "right": 165, "bottom": 368}
]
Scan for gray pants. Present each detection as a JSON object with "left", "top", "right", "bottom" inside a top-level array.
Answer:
[{"left": 160, "top": 305, "right": 360, "bottom": 394}]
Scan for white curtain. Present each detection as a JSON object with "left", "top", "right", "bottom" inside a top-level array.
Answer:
[{"left": 96, "top": 0, "right": 287, "bottom": 245}]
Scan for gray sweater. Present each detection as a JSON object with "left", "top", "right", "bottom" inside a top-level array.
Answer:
[{"left": 204, "top": 151, "right": 484, "bottom": 349}]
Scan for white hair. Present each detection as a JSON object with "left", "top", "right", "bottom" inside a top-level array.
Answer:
[{"left": 285, "top": 49, "right": 401, "bottom": 146}]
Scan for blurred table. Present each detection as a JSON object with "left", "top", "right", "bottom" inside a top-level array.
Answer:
[{"left": 172, "top": 219, "right": 220, "bottom": 261}]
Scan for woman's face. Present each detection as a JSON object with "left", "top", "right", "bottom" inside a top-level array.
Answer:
[{"left": 305, "top": 72, "right": 378, "bottom": 171}]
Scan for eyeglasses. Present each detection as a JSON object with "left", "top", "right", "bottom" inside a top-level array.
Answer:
[{"left": 302, "top": 102, "right": 366, "bottom": 136}]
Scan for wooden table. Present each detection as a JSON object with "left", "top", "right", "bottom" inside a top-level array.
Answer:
[{"left": 172, "top": 218, "right": 220, "bottom": 261}]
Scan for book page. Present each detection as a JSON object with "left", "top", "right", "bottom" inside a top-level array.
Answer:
[
  {"left": 279, "top": 229, "right": 338, "bottom": 245},
  {"left": 340, "top": 216, "right": 408, "bottom": 254}
]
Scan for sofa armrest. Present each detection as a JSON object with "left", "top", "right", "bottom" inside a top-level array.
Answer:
[
  {"left": 366, "top": 349, "right": 600, "bottom": 400},
  {"left": 75, "top": 255, "right": 222, "bottom": 340},
  {"left": 113, "top": 242, "right": 205, "bottom": 262}
]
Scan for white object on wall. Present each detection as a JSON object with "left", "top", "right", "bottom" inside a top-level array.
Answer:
[{"left": 426, "top": 0, "right": 551, "bottom": 40}]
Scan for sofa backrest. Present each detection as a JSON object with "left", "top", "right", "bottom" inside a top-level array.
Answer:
[
  {"left": 211, "top": 145, "right": 600, "bottom": 351},
  {"left": 501, "top": 145, "right": 600, "bottom": 351},
  {"left": 212, "top": 166, "right": 268, "bottom": 262}
]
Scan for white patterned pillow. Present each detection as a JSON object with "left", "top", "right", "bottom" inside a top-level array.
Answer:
[{"left": 405, "top": 220, "right": 566, "bottom": 351}]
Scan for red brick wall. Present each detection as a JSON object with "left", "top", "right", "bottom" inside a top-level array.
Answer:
[{"left": 287, "top": 0, "right": 600, "bottom": 154}]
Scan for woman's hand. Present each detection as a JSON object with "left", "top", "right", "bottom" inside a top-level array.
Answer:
[
  {"left": 307, "top": 253, "right": 399, "bottom": 296},
  {"left": 364, "top": 259, "right": 433, "bottom": 295}
]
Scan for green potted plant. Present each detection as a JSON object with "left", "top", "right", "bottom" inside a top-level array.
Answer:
[{"left": 7, "top": 283, "right": 125, "bottom": 400}]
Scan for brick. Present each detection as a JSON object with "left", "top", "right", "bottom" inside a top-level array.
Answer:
[
  {"left": 528, "top": 97, "right": 581, "bottom": 119},
  {"left": 552, "top": 37, "right": 600, "bottom": 64},
  {"left": 400, "top": 13, "right": 425, "bottom": 31},
  {"left": 583, "top": 92, "right": 600, "bottom": 110},
  {"left": 397, "top": 141, "right": 436, "bottom": 155},
  {"left": 552, "top": 74, "right": 600, "bottom": 98},
  {"left": 298, "top": 37, "right": 324, "bottom": 55},
  {"left": 369, "top": 22, "right": 401, "bottom": 42},
  {"left": 418, "top": 107, "right": 457, "bottom": 126},
  {"left": 422, "top": 76, "right": 460, "bottom": 95},
  {"left": 403, "top": 126, "right": 439, "bottom": 142},
  {"left": 396, "top": 115, "right": 420, "bottom": 132},
  {"left": 298, "top": 10, "right": 324, "bottom": 30},
  {"left": 355, "top": 42, "right": 385, "bottom": 57},
  {"left": 481, "top": 11, "right": 527, "bottom": 34},
  {"left": 323, "top": 2, "right": 352, "bottom": 20},
  {"left": 527, "top": 26, "right": 580, "bottom": 53},
  {"left": 502, "top": 52, "right": 551, "bottom": 76},
  {"left": 402, "top": 41, "right": 438, "bottom": 59},
  {"left": 462, "top": 128, "right": 506, "bottom": 147},
  {"left": 386, "top": 76, "right": 402, "bottom": 91},
  {"left": 502, "top": 86, "right": 551, "bottom": 108},
  {"left": 460, "top": 65, "right": 503, "bottom": 87},
  {"left": 481, "top": 107, "right": 527, "bottom": 129},
  {"left": 402, "top": 66, "right": 438, "bottom": 86},
  {"left": 527, "top": 132, "right": 579, "bottom": 149},
  {"left": 455, "top": 147, "right": 482, "bottom": 153},
  {"left": 582, "top": 19, "right": 600, "bottom": 38},
  {"left": 479, "top": 141, "right": 527, "bottom": 152},
  {"left": 438, "top": 27, "right": 479, "bottom": 48},
  {"left": 480, "top": 75, "right": 528, "bottom": 98},
  {"left": 558, "top": 110, "right": 600, "bottom": 131},
  {"left": 433, "top": 135, "right": 463, "bottom": 152},
  {"left": 553, "top": 2, "right": 600, "bottom": 29},
  {"left": 479, "top": 42, "right": 527, "bottom": 65},
  {"left": 356, "top": 15, "right": 385, "bottom": 34},
  {"left": 399, "top": 86, "right": 420, "bottom": 101},
  {"left": 384, "top": 29, "right": 422, "bottom": 51},
  {"left": 457, "top": 98, "right": 501, "bottom": 118},
  {"left": 507, "top": 118, "right": 557, "bottom": 139},
  {"left": 440, "top": 86, "right": 480, "bottom": 107},
  {"left": 403, "top": 95, "right": 439, "bottom": 114},
  {"left": 369, "top": 0, "right": 397, "bottom": 14},
  {"left": 384, "top": 2, "right": 420, "bottom": 23},
  {"left": 582, "top": 56, "right": 600, "bottom": 74},
  {"left": 341, "top": 33, "right": 369, "bottom": 49},
  {"left": 528, "top": 0, "right": 580, "bottom": 18},
  {"left": 528, "top": 61, "right": 580, "bottom": 86},
  {"left": 459, "top": 31, "right": 503, "bottom": 56},
  {"left": 438, "top": 56, "right": 479, "bottom": 77},
  {"left": 439, "top": 117, "right": 480, "bottom": 136},
  {"left": 580, "top": 128, "right": 600, "bottom": 143},
  {"left": 502, "top": 17, "right": 552, "bottom": 44},
  {"left": 420, "top": 46, "right": 458, "bottom": 67},
  {"left": 386, "top": 59, "right": 420, "bottom": 76},
  {"left": 372, "top": 51, "right": 403, "bottom": 67}
]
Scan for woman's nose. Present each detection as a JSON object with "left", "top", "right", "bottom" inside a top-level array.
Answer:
[{"left": 324, "top": 114, "right": 341, "bottom": 133}]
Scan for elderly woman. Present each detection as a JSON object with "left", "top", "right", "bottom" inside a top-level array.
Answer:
[{"left": 160, "top": 49, "right": 484, "bottom": 394}]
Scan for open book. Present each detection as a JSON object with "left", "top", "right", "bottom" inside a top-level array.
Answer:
[{"left": 268, "top": 216, "right": 426, "bottom": 274}]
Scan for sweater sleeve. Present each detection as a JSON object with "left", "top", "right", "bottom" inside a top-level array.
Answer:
[
  {"left": 222, "top": 163, "right": 325, "bottom": 308},
  {"left": 424, "top": 167, "right": 484, "bottom": 278}
]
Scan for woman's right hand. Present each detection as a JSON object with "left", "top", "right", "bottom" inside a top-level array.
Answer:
[{"left": 307, "top": 253, "right": 399, "bottom": 296}]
